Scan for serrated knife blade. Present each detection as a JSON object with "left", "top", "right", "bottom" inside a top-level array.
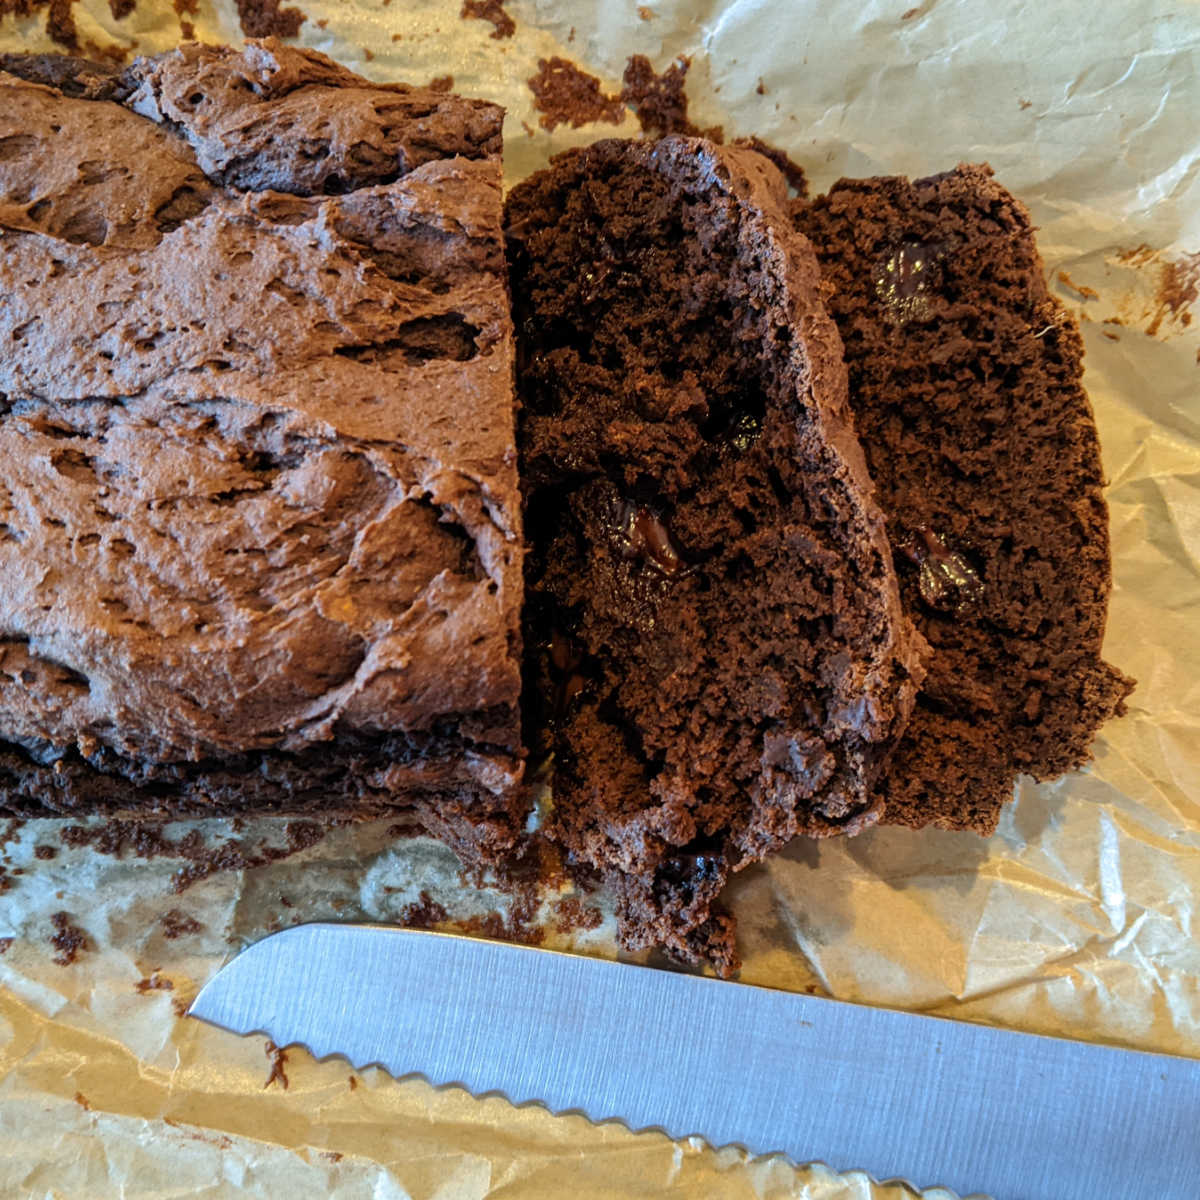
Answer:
[{"left": 190, "top": 924, "right": 1200, "bottom": 1199}]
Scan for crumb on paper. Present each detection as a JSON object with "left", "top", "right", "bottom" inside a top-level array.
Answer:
[
  {"left": 74, "top": 1091, "right": 91, "bottom": 1111},
  {"left": 460, "top": 0, "right": 515, "bottom": 40},
  {"left": 732, "top": 135, "right": 808, "bottom": 197},
  {"left": 165, "top": 1117, "right": 233, "bottom": 1150},
  {"left": 322, "top": 1151, "right": 344, "bottom": 1163},
  {"left": 1, "top": 818, "right": 25, "bottom": 847},
  {"left": 638, "top": 5, "right": 655, "bottom": 17},
  {"left": 348, "top": 1075, "right": 358, "bottom": 1090},
  {"left": 60, "top": 818, "right": 330, "bottom": 894},
  {"left": 160, "top": 908, "right": 203, "bottom": 939},
  {"left": 1102, "top": 330, "right": 1120, "bottom": 340},
  {"left": 1058, "top": 270, "right": 1100, "bottom": 300},
  {"left": 264, "top": 1041, "right": 289, "bottom": 1090},
  {"left": 33, "top": 844, "right": 57, "bottom": 860},
  {"left": 521, "top": 119, "right": 535, "bottom": 137},
  {"left": 552, "top": 895, "right": 603, "bottom": 933},
  {"left": 901, "top": 5, "right": 921, "bottom": 17},
  {"left": 135, "top": 971, "right": 174, "bottom": 994},
  {"left": 50, "top": 912, "right": 88, "bottom": 966},
  {"left": 528, "top": 57, "right": 625, "bottom": 132},
  {"left": 621, "top": 54, "right": 723, "bottom": 141},
  {"left": 0, "top": 937, "right": 12, "bottom": 955},
  {"left": 756, "top": 77, "right": 765, "bottom": 95},
  {"left": 0, "top": 0, "right": 80, "bottom": 51},
  {"left": 362, "top": 47, "right": 373, "bottom": 61},
  {"left": 398, "top": 891, "right": 448, "bottom": 928},
  {"left": 235, "top": 0, "right": 306, "bottom": 39},
  {"left": 1111, "top": 245, "right": 1200, "bottom": 337},
  {"left": 1019, "top": 97, "right": 1033, "bottom": 109},
  {"left": 428, "top": 74, "right": 454, "bottom": 93}
]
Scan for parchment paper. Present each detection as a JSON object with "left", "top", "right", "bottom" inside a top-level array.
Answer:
[{"left": 0, "top": 1, "right": 1197, "bottom": 1196}]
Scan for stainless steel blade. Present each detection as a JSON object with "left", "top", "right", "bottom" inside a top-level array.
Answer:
[{"left": 190, "top": 924, "right": 1200, "bottom": 1200}]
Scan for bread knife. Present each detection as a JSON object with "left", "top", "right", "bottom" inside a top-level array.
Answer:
[{"left": 189, "top": 924, "right": 1200, "bottom": 1199}]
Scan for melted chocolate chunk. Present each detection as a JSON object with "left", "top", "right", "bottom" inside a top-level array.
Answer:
[
  {"left": 874, "top": 239, "right": 949, "bottom": 323},
  {"left": 616, "top": 502, "right": 690, "bottom": 577},
  {"left": 897, "top": 526, "right": 984, "bottom": 615}
]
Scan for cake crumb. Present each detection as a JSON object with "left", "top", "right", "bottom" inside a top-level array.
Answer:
[
  {"left": 528, "top": 57, "right": 625, "bottom": 131},
  {"left": 460, "top": 0, "right": 514, "bottom": 39},
  {"left": 235, "top": 0, "right": 306, "bottom": 39},
  {"left": 34, "top": 844, "right": 57, "bottom": 860},
  {"left": 75, "top": 1091, "right": 91, "bottom": 1111},
  {"left": 1101, "top": 330, "right": 1120, "bottom": 341},
  {"left": 637, "top": 4, "right": 655, "bottom": 17},
  {"left": 348, "top": 1075, "right": 358, "bottom": 1091},
  {"left": 135, "top": 971, "right": 174, "bottom": 994},
  {"left": 1019, "top": 97, "right": 1033, "bottom": 109},
  {"left": 50, "top": 912, "right": 88, "bottom": 965},
  {"left": 161, "top": 909, "right": 203, "bottom": 939},
  {"left": 902, "top": 6, "right": 920, "bottom": 18},
  {"left": 621, "top": 54, "right": 723, "bottom": 141},
  {"left": 264, "top": 1041, "right": 289, "bottom": 1090},
  {"left": 428, "top": 74, "right": 454, "bottom": 93},
  {"left": 552, "top": 895, "right": 603, "bottom": 933},
  {"left": 362, "top": 47, "right": 374, "bottom": 61},
  {"left": 756, "top": 77, "right": 765, "bottom": 95},
  {"left": 398, "top": 891, "right": 448, "bottom": 929},
  {"left": 0, "top": 937, "right": 12, "bottom": 955}
]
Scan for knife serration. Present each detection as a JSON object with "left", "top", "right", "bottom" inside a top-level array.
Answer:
[{"left": 190, "top": 924, "right": 1200, "bottom": 1200}]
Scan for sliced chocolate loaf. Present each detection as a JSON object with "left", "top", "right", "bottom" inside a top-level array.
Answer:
[
  {"left": 796, "top": 165, "right": 1134, "bottom": 834},
  {"left": 0, "top": 42, "right": 524, "bottom": 863},
  {"left": 507, "top": 138, "right": 927, "bottom": 973}
]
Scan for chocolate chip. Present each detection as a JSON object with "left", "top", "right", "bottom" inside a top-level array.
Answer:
[
  {"left": 896, "top": 525, "right": 984, "bottom": 614},
  {"left": 617, "top": 501, "right": 690, "bottom": 577}
]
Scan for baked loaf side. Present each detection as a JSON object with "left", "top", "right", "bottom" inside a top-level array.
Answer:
[
  {"left": 508, "top": 138, "right": 927, "bottom": 973},
  {"left": 0, "top": 42, "right": 524, "bottom": 860},
  {"left": 796, "top": 165, "right": 1134, "bottom": 834}
]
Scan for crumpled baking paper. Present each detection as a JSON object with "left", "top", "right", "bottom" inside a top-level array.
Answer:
[{"left": 0, "top": 1, "right": 1197, "bottom": 1197}]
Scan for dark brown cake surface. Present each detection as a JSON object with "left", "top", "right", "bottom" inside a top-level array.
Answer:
[
  {"left": 507, "top": 137, "right": 927, "bottom": 972},
  {"left": 0, "top": 42, "right": 524, "bottom": 855},
  {"left": 796, "top": 165, "right": 1134, "bottom": 835}
]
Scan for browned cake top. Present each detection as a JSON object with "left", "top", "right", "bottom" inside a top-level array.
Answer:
[
  {"left": 797, "top": 164, "right": 1133, "bottom": 834},
  {"left": 0, "top": 42, "right": 521, "bottom": 771}
]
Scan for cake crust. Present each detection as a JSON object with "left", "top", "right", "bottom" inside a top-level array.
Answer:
[{"left": 0, "top": 43, "right": 524, "bottom": 847}]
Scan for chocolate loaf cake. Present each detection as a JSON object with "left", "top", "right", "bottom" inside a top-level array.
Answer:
[
  {"left": 796, "top": 165, "right": 1134, "bottom": 834},
  {"left": 0, "top": 42, "right": 525, "bottom": 862},
  {"left": 507, "top": 138, "right": 927, "bottom": 973}
]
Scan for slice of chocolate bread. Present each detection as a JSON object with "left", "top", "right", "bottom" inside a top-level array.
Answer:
[
  {"left": 507, "top": 138, "right": 927, "bottom": 973},
  {"left": 0, "top": 42, "right": 524, "bottom": 864},
  {"left": 795, "top": 165, "right": 1134, "bottom": 835}
]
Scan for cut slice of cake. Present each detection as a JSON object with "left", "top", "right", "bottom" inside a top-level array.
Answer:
[
  {"left": 796, "top": 165, "right": 1134, "bottom": 835},
  {"left": 0, "top": 42, "right": 525, "bottom": 865},
  {"left": 506, "top": 137, "right": 928, "bottom": 974}
]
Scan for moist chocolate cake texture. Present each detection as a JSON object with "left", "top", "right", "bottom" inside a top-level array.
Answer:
[
  {"left": 0, "top": 41, "right": 525, "bottom": 864},
  {"left": 796, "top": 165, "right": 1134, "bottom": 835},
  {"left": 507, "top": 137, "right": 927, "bottom": 974}
]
